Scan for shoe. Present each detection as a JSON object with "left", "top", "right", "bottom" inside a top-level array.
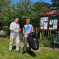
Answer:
[
  {"left": 22, "top": 51, "right": 26, "bottom": 54},
  {"left": 29, "top": 51, "right": 32, "bottom": 55},
  {"left": 16, "top": 51, "right": 20, "bottom": 54},
  {"left": 9, "top": 51, "right": 12, "bottom": 53}
]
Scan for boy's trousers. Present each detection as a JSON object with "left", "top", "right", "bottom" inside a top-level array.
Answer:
[{"left": 23, "top": 37, "right": 31, "bottom": 51}]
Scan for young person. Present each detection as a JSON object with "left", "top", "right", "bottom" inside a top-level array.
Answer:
[{"left": 22, "top": 19, "right": 33, "bottom": 54}]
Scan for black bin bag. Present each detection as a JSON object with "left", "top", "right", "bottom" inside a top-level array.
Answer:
[{"left": 27, "top": 32, "right": 39, "bottom": 50}]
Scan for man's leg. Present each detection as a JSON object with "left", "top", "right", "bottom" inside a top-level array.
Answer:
[
  {"left": 9, "top": 34, "right": 14, "bottom": 52},
  {"left": 22, "top": 37, "right": 27, "bottom": 54},
  {"left": 15, "top": 35, "right": 20, "bottom": 52}
]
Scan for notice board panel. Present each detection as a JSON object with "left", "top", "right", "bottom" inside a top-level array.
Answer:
[
  {"left": 39, "top": 15, "right": 59, "bottom": 31},
  {"left": 49, "top": 15, "right": 58, "bottom": 30},
  {"left": 40, "top": 16, "right": 48, "bottom": 30}
]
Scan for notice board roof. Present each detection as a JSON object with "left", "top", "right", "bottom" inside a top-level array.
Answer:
[{"left": 40, "top": 10, "right": 59, "bottom": 16}]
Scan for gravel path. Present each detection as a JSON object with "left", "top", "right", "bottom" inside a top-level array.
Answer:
[{"left": 13, "top": 42, "right": 59, "bottom": 52}]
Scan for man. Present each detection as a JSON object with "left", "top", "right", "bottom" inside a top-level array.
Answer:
[
  {"left": 22, "top": 19, "right": 33, "bottom": 54},
  {"left": 9, "top": 17, "right": 21, "bottom": 53}
]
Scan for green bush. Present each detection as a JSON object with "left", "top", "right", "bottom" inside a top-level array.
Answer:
[
  {"left": 39, "top": 39, "right": 52, "bottom": 47},
  {"left": 3, "top": 26, "right": 8, "bottom": 28},
  {"left": 43, "top": 40, "right": 52, "bottom": 47},
  {"left": 0, "top": 30, "right": 7, "bottom": 36},
  {"left": 39, "top": 43, "right": 44, "bottom": 47},
  {"left": 6, "top": 35, "right": 10, "bottom": 39},
  {"left": 39, "top": 33, "right": 52, "bottom": 47}
]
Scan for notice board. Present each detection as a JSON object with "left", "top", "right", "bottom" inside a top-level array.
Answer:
[{"left": 39, "top": 15, "right": 59, "bottom": 31}]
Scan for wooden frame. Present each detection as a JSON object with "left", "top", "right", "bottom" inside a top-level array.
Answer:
[
  {"left": 39, "top": 12, "right": 59, "bottom": 31},
  {"left": 39, "top": 15, "right": 59, "bottom": 31}
]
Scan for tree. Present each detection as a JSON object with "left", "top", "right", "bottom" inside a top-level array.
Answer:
[
  {"left": 0, "top": 0, "right": 6, "bottom": 12},
  {"left": 16, "top": 0, "right": 33, "bottom": 28},
  {"left": 51, "top": 0, "right": 59, "bottom": 10},
  {"left": 0, "top": 0, "right": 18, "bottom": 27},
  {"left": 0, "top": 0, "right": 51, "bottom": 28},
  {"left": 0, "top": 0, "right": 6, "bottom": 29},
  {"left": 30, "top": 2, "right": 51, "bottom": 26}
]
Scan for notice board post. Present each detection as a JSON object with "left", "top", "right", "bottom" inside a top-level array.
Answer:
[{"left": 39, "top": 10, "right": 59, "bottom": 49}]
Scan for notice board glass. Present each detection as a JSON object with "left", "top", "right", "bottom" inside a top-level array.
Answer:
[
  {"left": 40, "top": 16, "right": 48, "bottom": 29},
  {"left": 49, "top": 15, "right": 58, "bottom": 30}
]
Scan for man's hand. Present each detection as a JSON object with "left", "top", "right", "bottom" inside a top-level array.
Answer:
[
  {"left": 24, "top": 35, "right": 27, "bottom": 38},
  {"left": 15, "top": 27, "right": 17, "bottom": 29},
  {"left": 19, "top": 28, "right": 21, "bottom": 31}
]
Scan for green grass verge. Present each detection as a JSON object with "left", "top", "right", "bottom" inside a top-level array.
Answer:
[{"left": 0, "top": 38, "right": 59, "bottom": 59}]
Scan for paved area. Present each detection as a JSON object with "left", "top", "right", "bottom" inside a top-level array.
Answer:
[
  {"left": 1, "top": 37, "right": 59, "bottom": 52},
  {"left": 13, "top": 42, "right": 59, "bottom": 52}
]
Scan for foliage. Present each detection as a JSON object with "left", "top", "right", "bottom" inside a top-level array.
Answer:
[
  {"left": 51, "top": 0, "right": 59, "bottom": 10},
  {"left": 0, "top": 0, "right": 5, "bottom": 12},
  {"left": 39, "top": 43, "right": 44, "bottom": 47},
  {"left": 0, "top": 0, "right": 51, "bottom": 27},
  {"left": 3, "top": 26, "right": 8, "bottom": 28},
  {"left": 39, "top": 31, "right": 52, "bottom": 47},
  {"left": 6, "top": 35, "right": 10, "bottom": 38},
  {"left": 0, "top": 30, "right": 7, "bottom": 36}
]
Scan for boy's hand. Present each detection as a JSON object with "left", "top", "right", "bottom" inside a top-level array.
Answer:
[{"left": 23, "top": 30, "right": 25, "bottom": 34}]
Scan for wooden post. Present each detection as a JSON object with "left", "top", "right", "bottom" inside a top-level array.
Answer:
[
  {"left": 56, "top": 15, "right": 59, "bottom": 33},
  {"left": 48, "top": 15, "right": 50, "bottom": 37},
  {"left": 50, "top": 31, "right": 51, "bottom": 35},
  {"left": 48, "top": 15, "right": 50, "bottom": 30},
  {"left": 40, "top": 31, "right": 42, "bottom": 39},
  {"left": 48, "top": 31, "right": 49, "bottom": 37}
]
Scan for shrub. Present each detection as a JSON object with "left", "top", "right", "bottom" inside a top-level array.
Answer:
[
  {"left": 39, "top": 43, "right": 44, "bottom": 47},
  {"left": 39, "top": 33, "right": 52, "bottom": 47},
  {"left": 6, "top": 35, "right": 10, "bottom": 39},
  {"left": 0, "top": 30, "right": 7, "bottom": 36},
  {"left": 3, "top": 26, "right": 8, "bottom": 28}
]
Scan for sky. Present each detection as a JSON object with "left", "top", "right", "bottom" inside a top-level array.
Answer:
[
  {"left": 12, "top": 0, "right": 52, "bottom": 4},
  {"left": 32, "top": 0, "right": 52, "bottom": 4}
]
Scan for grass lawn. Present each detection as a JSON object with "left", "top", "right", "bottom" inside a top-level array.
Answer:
[{"left": 0, "top": 38, "right": 59, "bottom": 59}]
